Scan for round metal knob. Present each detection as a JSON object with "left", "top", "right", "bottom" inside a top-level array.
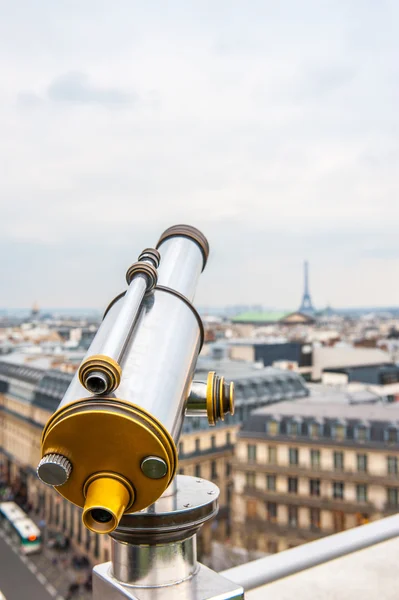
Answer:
[{"left": 37, "top": 454, "right": 72, "bottom": 487}]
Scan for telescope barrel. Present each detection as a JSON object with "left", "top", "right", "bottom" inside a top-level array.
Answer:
[{"left": 37, "top": 225, "right": 234, "bottom": 535}]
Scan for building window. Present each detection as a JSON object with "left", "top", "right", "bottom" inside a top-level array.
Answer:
[
  {"left": 288, "top": 477, "right": 298, "bottom": 494},
  {"left": 333, "top": 424, "right": 346, "bottom": 441},
  {"left": 387, "top": 456, "right": 398, "bottom": 475},
  {"left": 225, "top": 462, "right": 231, "bottom": 477},
  {"left": 94, "top": 533, "right": 100, "bottom": 559},
  {"left": 268, "top": 447, "right": 277, "bottom": 464},
  {"left": 386, "top": 427, "right": 398, "bottom": 444},
  {"left": 310, "top": 479, "right": 320, "bottom": 496},
  {"left": 387, "top": 488, "right": 399, "bottom": 507},
  {"left": 289, "top": 448, "right": 299, "bottom": 465},
  {"left": 356, "top": 426, "right": 368, "bottom": 442},
  {"left": 226, "top": 432, "right": 231, "bottom": 445},
  {"left": 333, "top": 511, "right": 345, "bottom": 532},
  {"left": 334, "top": 451, "right": 344, "bottom": 471},
  {"left": 268, "top": 420, "right": 279, "bottom": 436},
  {"left": 179, "top": 442, "right": 184, "bottom": 455},
  {"left": 85, "top": 528, "right": 91, "bottom": 552},
  {"left": 301, "top": 422, "right": 309, "bottom": 436},
  {"left": 62, "top": 500, "right": 67, "bottom": 532},
  {"left": 333, "top": 482, "right": 344, "bottom": 500},
  {"left": 289, "top": 421, "right": 299, "bottom": 436},
  {"left": 227, "top": 483, "right": 233, "bottom": 506},
  {"left": 267, "top": 475, "right": 276, "bottom": 491},
  {"left": 179, "top": 468, "right": 185, "bottom": 475},
  {"left": 211, "top": 435, "right": 216, "bottom": 448},
  {"left": 247, "top": 444, "right": 257, "bottom": 462},
  {"left": 211, "top": 461, "right": 217, "bottom": 478},
  {"left": 288, "top": 505, "right": 298, "bottom": 527},
  {"left": 356, "top": 513, "right": 370, "bottom": 526},
  {"left": 310, "top": 423, "right": 319, "bottom": 438},
  {"left": 246, "top": 472, "right": 256, "bottom": 488},
  {"left": 246, "top": 499, "right": 258, "bottom": 518},
  {"left": 55, "top": 502, "right": 60, "bottom": 526},
  {"left": 77, "top": 511, "right": 82, "bottom": 544},
  {"left": 310, "top": 508, "right": 320, "bottom": 530},
  {"left": 195, "top": 464, "right": 201, "bottom": 478},
  {"left": 267, "top": 502, "right": 277, "bottom": 522},
  {"left": 69, "top": 505, "right": 74, "bottom": 538},
  {"left": 267, "top": 540, "right": 278, "bottom": 553},
  {"left": 356, "top": 484, "right": 368, "bottom": 503},
  {"left": 195, "top": 438, "right": 200, "bottom": 452},
  {"left": 357, "top": 454, "right": 368, "bottom": 473},
  {"left": 310, "top": 449, "right": 320, "bottom": 469}
]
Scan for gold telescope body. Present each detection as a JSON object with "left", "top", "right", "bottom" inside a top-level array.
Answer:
[{"left": 37, "top": 226, "right": 234, "bottom": 534}]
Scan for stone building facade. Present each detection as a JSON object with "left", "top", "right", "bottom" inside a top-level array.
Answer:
[{"left": 233, "top": 401, "right": 399, "bottom": 554}]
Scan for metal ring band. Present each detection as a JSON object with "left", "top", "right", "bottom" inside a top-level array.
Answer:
[
  {"left": 154, "top": 285, "right": 204, "bottom": 350},
  {"left": 156, "top": 225, "right": 209, "bottom": 270},
  {"left": 219, "top": 376, "right": 225, "bottom": 421},
  {"left": 103, "top": 291, "right": 126, "bottom": 320},
  {"left": 125, "top": 262, "right": 158, "bottom": 290},
  {"left": 206, "top": 371, "right": 216, "bottom": 426},
  {"left": 138, "top": 248, "right": 161, "bottom": 268},
  {"left": 79, "top": 355, "right": 121, "bottom": 394}
]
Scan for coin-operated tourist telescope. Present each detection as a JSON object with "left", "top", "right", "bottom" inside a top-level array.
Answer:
[{"left": 37, "top": 225, "right": 243, "bottom": 599}]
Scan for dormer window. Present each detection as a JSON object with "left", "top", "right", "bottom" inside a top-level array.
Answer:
[
  {"left": 310, "top": 422, "right": 321, "bottom": 438},
  {"left": 267, "top": 418, "right": 280, "bottom": 436},
  {"left": 386, "top": 426, "right": 398, "bottom": 444},
  {"left": 332, "top": 421, "right": 346, "bottom": 441},
  {"left": 356, "top": 422, "right": 369, "bottom": 443},
  {"left": 288, "top": 417, "right": 301, "bottom": 436}
]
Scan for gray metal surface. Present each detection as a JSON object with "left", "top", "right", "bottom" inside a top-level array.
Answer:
[
  {"left": 116, "top": 288, "right": 201, "bottom": 441},
  {"left": 221, "top": 513, "right": 399, "bottom": 592},
  {"left": 115, "top": 476, "right": 219, "bottom": 534},
  {"left": 93, "top": 562, "right": 244, "bottom": 600},
  {"left": 186, "top": 381, "right": 208, "bottom": 417},
  {"left": 140, "top": 456, "right": 168, "bottom": 479},
  {"left": 36, "top": 453, "right": 72, "bottom": 486},
  {"left": 101, "top": 274, "right": 147, "bottom": 364},
  {"left": 156, "top": 237, "right": 203, "bottom": 302},
  {"left": 112, "top": 534, "right": 197, "bottom": 586}
]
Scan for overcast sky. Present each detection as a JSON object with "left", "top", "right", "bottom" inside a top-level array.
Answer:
[{"left": 1, "top": 1, "right": 398, "bottom": 310}]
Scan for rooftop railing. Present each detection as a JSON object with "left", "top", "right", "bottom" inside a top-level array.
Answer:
[{"left": 221, "top": 513, "right": 399, "bottom": 592}]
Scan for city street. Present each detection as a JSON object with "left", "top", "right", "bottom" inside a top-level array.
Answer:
[{"left": 0, "top": 532, "right": 55, "bottom": 600}]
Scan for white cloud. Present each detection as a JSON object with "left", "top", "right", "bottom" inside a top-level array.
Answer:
[{"left": 0, "top": 0, "right": 398, "bottom": 309}]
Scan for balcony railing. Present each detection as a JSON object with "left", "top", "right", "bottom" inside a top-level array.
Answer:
[
  {"left": 179, "top": 443, "right": 234, "bottom": 462},
  {"left": 244, "top": 486, "right": 376, "bottom": 514},
  {"left": 238, "top": 516, "right": 331, "bottom": 541},
  {"left": 235, "top": 459, "right": 399, "bottom": 486}
]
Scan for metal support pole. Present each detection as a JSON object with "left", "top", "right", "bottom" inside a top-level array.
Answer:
[{"left": 92, "top": 476, "right": 244, "bottom": 600}]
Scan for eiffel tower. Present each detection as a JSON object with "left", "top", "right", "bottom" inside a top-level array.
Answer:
[{"left": 299, "top": 260, "right": 315, "bottom": 315}]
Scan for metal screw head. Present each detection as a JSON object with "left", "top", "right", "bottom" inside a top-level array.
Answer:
[
  {"left": 141, "top": 456, "right": 168, "bottom": 479},
  {"left": 37, "top": 454, "right": 72, "bottom": 487}
]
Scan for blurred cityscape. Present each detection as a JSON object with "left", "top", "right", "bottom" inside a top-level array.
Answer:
[{"left": 1, "top": 264, "right": 399, "bottom": 598}]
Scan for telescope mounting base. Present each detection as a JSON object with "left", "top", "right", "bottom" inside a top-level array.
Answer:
[{"left": 92, "top": 475, "right": 244, "bottom": 599}]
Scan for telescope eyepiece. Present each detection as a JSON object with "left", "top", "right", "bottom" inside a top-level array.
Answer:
[
  {"left": 89, "top": 508, "right": 113, "bottom": 524},
  {"left": 85, "top": 372, "right": 108, "bottom": 395}
]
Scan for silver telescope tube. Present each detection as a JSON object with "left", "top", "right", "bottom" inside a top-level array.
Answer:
[{"left": 37, "top": 225, "right": 235, "bottom": 535}]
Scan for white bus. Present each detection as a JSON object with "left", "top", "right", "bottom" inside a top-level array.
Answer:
[{"left": 0, "top": 502, "right": 42, "bottom": 554}]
